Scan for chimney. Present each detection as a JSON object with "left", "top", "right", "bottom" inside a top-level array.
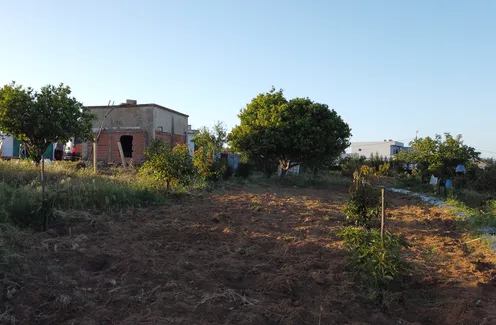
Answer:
[{"left": 126, "top": 99, "right": 137, "bottom": 105}]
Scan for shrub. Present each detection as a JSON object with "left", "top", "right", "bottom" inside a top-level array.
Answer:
[
  {"left": 396, "top": 171, "right": 422, "bottom": 188},
  {"left": 141, "top": 140, "right": 195, "bottom": 191},
  {"left": 338, "top": 226, "right": 410, "bottom": 288},
  {"left": 236, "top": 163, "right": 254, "bottom": 178},
  {"left": 222, "top": 165, "right": 234, "bottom": 181},
  {"left": 377, "top": 163, "right": 390, "bottom": 176},
  {"left": 193, "top": 146, "right": 224, "bottom": 182},
  {"left": 339, "top": 156, "right": 367, "bottom": 177},
  {"left": 344, "top": 169, "right": 381, "bottom": 227}
]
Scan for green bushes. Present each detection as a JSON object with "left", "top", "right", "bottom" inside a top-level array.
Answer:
[
  {"left": 344, "top": 169, "right": 381, "bottom": 227},
  {"left": 338, "top": 227, "right": 410, "bottom": 288},
  {"left": 141, "top": 140, "right": 195, "bottom": 191},
  {"left": 341, "top": 167, "right": 410, "bottom": 290},
  {"left": 235, "top": 163, "right": 254, "bottom": 178}
]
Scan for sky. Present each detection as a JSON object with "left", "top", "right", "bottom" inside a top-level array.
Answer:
[{"left": 0, "top": 0, "right": 495, "bottom": 156}]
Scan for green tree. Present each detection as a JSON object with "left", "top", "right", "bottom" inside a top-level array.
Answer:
[
  {"left": 396, "top": 133, "right": 480, "bottom": 178},
  {"left": 192, "top": 121, "right": 228, "bottom": 181},
  {"left": 141, "top": 140, "right": 194, "bottom": 191},
  {"left": 193, "top": 121, "right": 227, "bottom": 156},
  {"left": 0, "top": 82, "right": 94, "bottom": 229},
  {"left": 228, "top": 87, "right": 351, "bottom": 177}
]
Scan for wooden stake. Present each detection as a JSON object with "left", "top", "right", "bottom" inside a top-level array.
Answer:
[
  {"left": 381, "top": 187, "right": 385, "bottom": 242},
  {"left": 117, "top": 142, "right": 126, "bottom": 168},
  {"left": 93, "top": 142, "right": 97, "bottom": 174}
]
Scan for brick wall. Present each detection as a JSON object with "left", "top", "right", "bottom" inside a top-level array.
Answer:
[
  {"left": 155, "top": 131, "right": 186, "bottom": 147},
  {"left": 88, "top": 130, "right": 146, "bottom": 164}
]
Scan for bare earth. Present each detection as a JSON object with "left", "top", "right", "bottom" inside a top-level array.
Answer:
[{"left": 2, "top": 184, "right": 496, "bottom": 325}]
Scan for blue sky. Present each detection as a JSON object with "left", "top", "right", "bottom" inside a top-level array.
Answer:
[{"left": 1, "top": 0, "right": 495, "bottom": 156}]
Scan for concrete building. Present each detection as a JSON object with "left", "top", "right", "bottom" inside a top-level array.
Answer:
[
  {"left": 83, "top": 100, "right": 189, "bottom": 164},
  {"left": 349, "top": 140, "right": 408, "bottom": 159},
  {"left": 187, "top": 125, "right": 199, "bottom": 156}
]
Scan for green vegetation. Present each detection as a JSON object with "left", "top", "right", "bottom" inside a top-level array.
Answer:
[
  {"left": 0, "top": 82, "right": 94, "bottom": 229},
  {"left": 344, "top": 168, "right": 381, "bottom": 227},
  {"left": 0, "top": 160, "right": 168, "bottom": 229},
  {"left": 338, "top": 226, "right": 410, "bottom": 288},
  {"left": 140, "top": 140, "right": 195, "bottom": 191},
  {"left": 229, "top": 87, "right": 351, "bottom": 178},
  {"left": 395, "top": 133, "right": 479, "bottom": 180}
]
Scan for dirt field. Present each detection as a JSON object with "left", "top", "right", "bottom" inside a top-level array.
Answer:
[{"left": 2, "top": 184, "right": 496, "bottom": 325}]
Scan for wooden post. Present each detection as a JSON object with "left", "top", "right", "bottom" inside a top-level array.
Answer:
[
  {"left": 93, "top": 142, "right": 97, "bottom": 174},
  {"left": 117, "top": 142, "right": 126, "bottom": 168},
  {"left": 381, "top": 187, "right": 385, "bottom": 241}
]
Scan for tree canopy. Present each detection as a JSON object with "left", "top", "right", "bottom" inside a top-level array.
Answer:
[
  {"left": 192, "top": 121, "right": 227, "bottom": 155},
  {"left": 141, "top": 140, "right": 194, "bottom": 191},
  {"left": 396, "top": 133, "right": 480, "bottom": 177},
  {"left": 228, "top": 87, "right": 351, "bottom": 176},
  {"left": 0, "top": 82, "right": 94, "bottom": 162}
]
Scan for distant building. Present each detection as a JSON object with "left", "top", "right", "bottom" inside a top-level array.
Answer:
[
  {"left": 187, "top": 125, "right": 199, "bottom": 156},
  {"left": 84, "top": 99, "right": 189, "bottom": 164},
  {"left": 349, "top": 139, "right": 409, "bottom": 159}
]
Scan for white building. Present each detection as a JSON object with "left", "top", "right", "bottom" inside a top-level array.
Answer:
[
  {"left": 187, "top": 125, "right": 199, "bottom": 156},
  {"left": 349, "top": 140, "right": 408, "bottom": 159}
]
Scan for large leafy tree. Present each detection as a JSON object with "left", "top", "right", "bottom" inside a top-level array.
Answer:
[
  {"left": 396, "top": 133, "right": 480, "bottom": 178},
  {"left": 229, "top": 87, "right": 351, "bottom": 177},
  {"left": 0, "top": 82, "right": 94, "bottom": 229}
]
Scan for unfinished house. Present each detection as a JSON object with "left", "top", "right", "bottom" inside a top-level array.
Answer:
[{"left": 83, "top": 100, "right": 189, "bottom": 164}]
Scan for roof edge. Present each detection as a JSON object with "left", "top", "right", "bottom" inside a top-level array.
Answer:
[{"left": 85, "top": 103, "right": 189, "bottom": 118}]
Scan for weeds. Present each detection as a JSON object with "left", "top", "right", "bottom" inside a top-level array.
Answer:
[
  {"left": 0, "top": 160, "right": 171, "bottom": 229},
  {"left": 338, "top": 226, "right": 411, "bottom": 289}
]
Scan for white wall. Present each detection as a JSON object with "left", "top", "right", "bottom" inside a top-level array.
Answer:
[{"left": 350, "top": 141, "right": 405, "bottom": 159}]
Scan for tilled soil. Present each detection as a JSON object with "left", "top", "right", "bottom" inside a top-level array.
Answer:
[{"left": 2, "top": 186, "right": 496, "bottom": 325}]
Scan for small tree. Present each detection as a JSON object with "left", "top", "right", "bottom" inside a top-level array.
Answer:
[
  {"left": 142, "top": 140, "right": 194, "bottom": 191},
  {"left": 344, "top": 167, "right": 381, "bottom": 227},
  {"left": 192, "top": 121, "right": 228, "bottom": 181},
  {"left": 0, "top": 82, "right": 94, "bottom": 229},
  {"left": 193, "top": 121, "right": 227, "bottom": 155}
]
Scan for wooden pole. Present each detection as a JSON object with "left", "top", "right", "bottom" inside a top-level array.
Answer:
[
  {"left": 93, "top": 142, "right": 97, "bottom": 174},
  {"left": 381, "top": 187, "right": 385, "bottom": 241},
  {"left": 117, "top": 142, "right": 126, "bottom": 168}
]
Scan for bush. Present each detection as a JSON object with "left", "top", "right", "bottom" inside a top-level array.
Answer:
[
  {"left": 339, "top": 156, "right": 367, "bottom": 177},
  {"left": 396, "top": 170, "right": 422, "bottom": 188},
  {"left": 377, "top": 163, "right": 390, "bottom": 176},
  {"left": 193, "top": 146, "right": 224, "bottom": 182},
  {"left": 344, "top": 169, "right": 381, "bottom": 227},
  {"left": 236, "top": 163, "right": 254, "bottom": 178},
  {"left": 338, "top": 226, "right": 410, "bottom": 288},
  {"left": 222, "top": 165, "right": 234, "bottom": 181},
  {"left": 141, "top": 140, "right": 195, "bottom": 190}
]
